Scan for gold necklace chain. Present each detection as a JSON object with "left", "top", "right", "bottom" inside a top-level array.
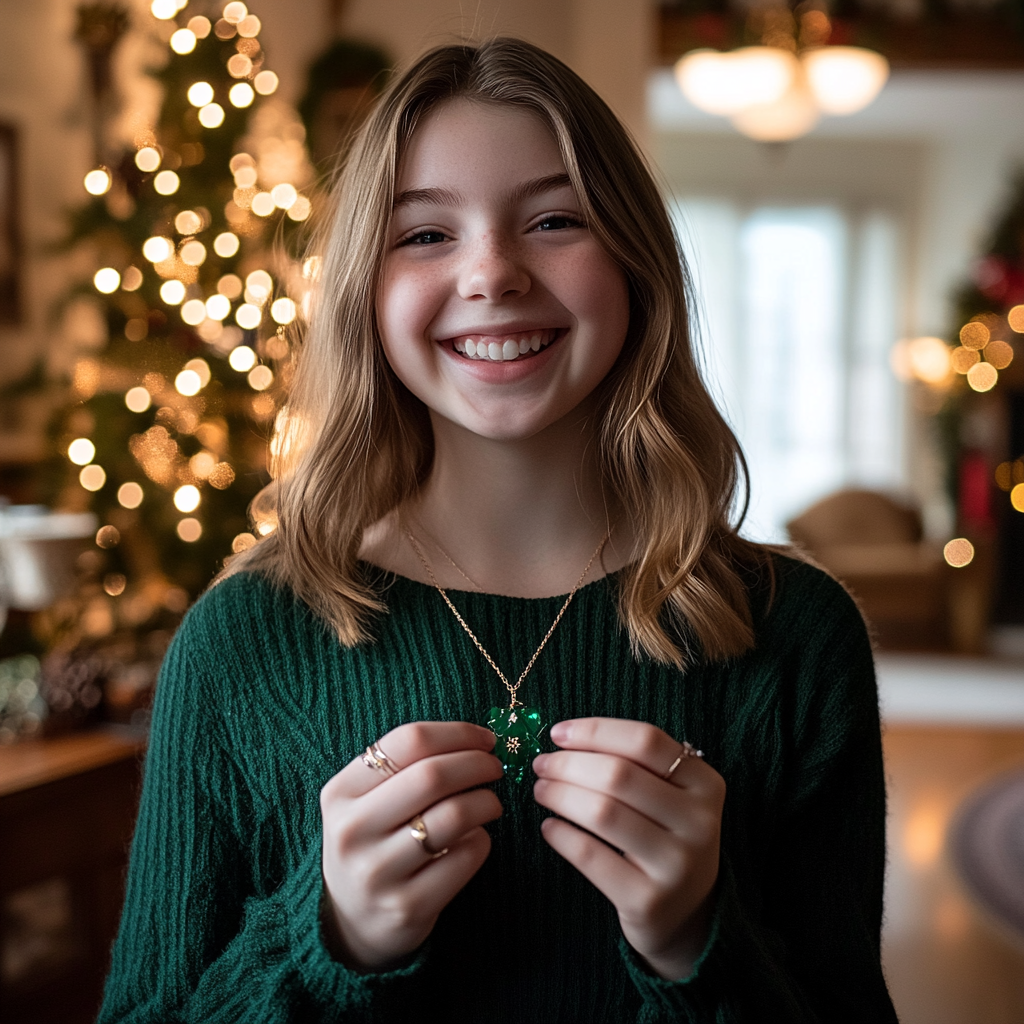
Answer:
[
  {"left": 408, "top": 519, "right": 483, "bottom": 591},
  {"left": 404, "top": 526, "right": 608, "bottom": 709}
]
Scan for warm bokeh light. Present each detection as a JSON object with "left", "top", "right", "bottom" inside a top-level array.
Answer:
[
  {"left": 121, "top": 266, "right": 144, "bottom": 291},
  {"left": 190, "top": 450, "right": 217, "bottom": 479},
  {"left": 213, "top": 231, "right": 239, "bottom": 257},
  {"left": 94, "top": 267, "right": 120, "bottom": 294},
  {"left": 235, "top": 303, "right": 262, "bottom": 329},
  {"left": 985, "top": 339, "right": 1014, "bottom": 369},
  {"left": 302, "top": 256, "right": 322, "bottom": 280},
  {"left": 80, "top": 464, "right": 106, "bottom": 491},
  {"left": 95, "top": 525, "right": 120, "bottom": 549},
  {"left": 802, "top": 47, "right": 889, "bottom": 115},
  {"left": 104, "top": 573, "right": 127, "bottom": 597},
  {"left": 208, "top": 462, "right": 235, "bottom": 488},
  {"left": 250, "top": 192, "right": 275, "bottom": 217},
  {"left": 154, "top": 170, "right": 180, "bottom": 195},
  {"left": 223, "top": 2, "right": 248, "bottom": 23},
  {"left": 84, "top": 168, "right": 112, "bottom": 195},
  {"left": 160, "top": 279, "right": 186, "bottom": 305},
  {"left": 150, "top": 0, "right": 178, "bottom": 18},
  {"left": 675, "top": 47, "right": 796, "bottom": 116},
  {"left": 228, "top": 344, "right": 257, "bottom": 371},
  {"left": 950, "top": 347, "right": 979, "bottom": 374},
  {"left": 270, "top": 297, "right": 296, "bottom": 325},
  {"left": 135, "top": 146, "right": 161, "bottom": 172},
  {"left": 1009, "top": 305, "right": 1024, "bottom": 333},
  {"left": 184, "top": 358, "right": 211, "bottom": 387},
  {"left": 287, "top": 196, "right": 312, "bottom": 221},
  {"left": 967, "top": 361, "right": 998, "bottom": 392},
  {"left": 117, "top": 482, "right": 144, "bottom": 509},
  {"left": 271, "top": 183, "right": 298, "bottom": 210},
  {"left": 68, "top": 438, "right": 95, "bottom": 465},
  {"left": 232, "top": 532, "right": 257, "bottom": 553},
  {"left": 199, "top": 103, "right": 226, "bottom": 129},
  {"left": 227, "top": 54, "right": 253, "bottom": 79},
  {"left": 236, "top": 14, "right": 261, "bottom": 37},
  {"left": 248, "top": 365, "right": 274, "bottom": 391},
  {"left": 180, "top": 240, "right": 207, "bottom": 266},
  {"left": 175, "top": 209, "right": 202, "bottom": 235},
  {"left": 233, "top": 164, "right": 258, "bottom": 188},
  {"left": 125, "top": 386, "right": 151, "bottom": 413},
  {"left": 187, "top": 15, "right": 211, "bottom": 38},
  {"left": 177, "top": 517, "right": 203, "bottom": 542},
  {"left": 245, "top": 269, "right": 272, "bottom": 302},
  {"left": 188, "top": 81, "right": 215, "bottom": 107},
  {"left": 181, "top": 299, "right": 207, "bottom": 326},
  {"left": 1012, "top": 483, "right": 1024, "bottom": 514},
  {"left": 173, "top": 484, "right": 201, "bottom": 513},
  {"left": 218, "top": 273, "right": 243, "bottom": 298},
  {"left": 143, "top": 235, "right": 173, "bottom": 263},
  {"left": 959, "top": 321, "right": 990, "bottom": 350},
  {"left": 175, "top": 369, "right": 202, "bottom": 396},
  {"left": 943, "top": 538, "right": 975, "bottom": 568},
  {"left": 229, "top": 82, "right": 255, "bottom": 108},
  {"left": 904, "top": 801, "right": 946, "bottom": 868},
  {"left": 170, "top": 28, "right": 197, "bottom": 54},
  {"left": 125, "top": 318, "right": 148, "bottom": 341},
  {"left": 891, "top": 336, "right": 951, "bottom": 386},
  {"left": 206, "top": 293, "right": 231, "bottom": 320},
  {"left": 253, "top": 70, "right": 278, "bottom": 96}
]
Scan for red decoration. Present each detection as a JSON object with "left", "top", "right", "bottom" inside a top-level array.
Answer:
[{"left": 958, "top": 450, "right": 993, "bottom": 530}]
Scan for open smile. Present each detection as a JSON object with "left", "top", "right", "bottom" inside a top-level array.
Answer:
[{"left": 448, "top": 328, "right": 562, "bottom": 363}]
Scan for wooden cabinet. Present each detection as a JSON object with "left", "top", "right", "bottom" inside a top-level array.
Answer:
[{"left": 0, "top": 730, "right": 144, "bottom": 1024}]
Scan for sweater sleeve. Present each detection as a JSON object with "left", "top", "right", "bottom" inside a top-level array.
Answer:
[
  {"left": 97, "top": 610, "right": 427, "bottom": 1024},
  {"left": 617, "top": 567, "right": 899, "bottom": 1024}
]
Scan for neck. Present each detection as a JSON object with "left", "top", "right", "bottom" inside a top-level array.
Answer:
[{"left": 363, "top": 401, "right": 635, "bottom": 597}]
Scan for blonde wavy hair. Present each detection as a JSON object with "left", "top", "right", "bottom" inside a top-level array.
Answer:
[{"left": 227, "top": 37, "right": 769, "bottom": 667}]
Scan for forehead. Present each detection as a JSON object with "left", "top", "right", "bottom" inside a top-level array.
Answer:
[{"left": 396, "top": 98, "right": 567, "bottom": 193}]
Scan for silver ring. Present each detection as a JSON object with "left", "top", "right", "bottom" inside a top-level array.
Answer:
[
  {"left": 361, "top": 742, "right": 399, "bottom": 777},
  {"left": 409, "top": 816, "right": 448, "bottom": 859},
  {"left": 663, "top": 741, "right": 704, "bottom": 780}
]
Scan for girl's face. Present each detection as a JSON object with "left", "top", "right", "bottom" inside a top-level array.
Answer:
[{"left": 377, "top": 98, "right": 630, "bottom": 442}]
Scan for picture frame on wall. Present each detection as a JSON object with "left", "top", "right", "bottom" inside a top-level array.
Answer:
[{"left": 0, "top": 123, "right": 21, "bottom": 326}]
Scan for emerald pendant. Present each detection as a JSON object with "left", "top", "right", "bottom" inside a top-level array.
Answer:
[{"left": 487, "top": 706, "right": 546, "bottom": 783}]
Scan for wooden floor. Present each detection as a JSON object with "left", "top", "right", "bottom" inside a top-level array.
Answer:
[{"left": 882, "top": 726, "right": 1024, "bottom": 1024}]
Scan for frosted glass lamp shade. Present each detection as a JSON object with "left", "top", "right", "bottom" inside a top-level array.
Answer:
[
  {"left": 675, "top": 47, "right": 798, "bottom": 116},
  {"left": 802, "top": 46, "right": 889, "bottom": 115}
]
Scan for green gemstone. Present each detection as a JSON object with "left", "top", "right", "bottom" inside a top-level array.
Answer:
[{"left": 487, "top": 705, "right": 546, "bottom": 783}]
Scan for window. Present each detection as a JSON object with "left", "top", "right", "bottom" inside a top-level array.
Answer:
[{"left": 673, "top": 199, "right": 904, "bottom": 542}]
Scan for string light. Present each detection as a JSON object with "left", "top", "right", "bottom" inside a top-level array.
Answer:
[
  {"left": 247, "top": 365, "right": 273, "bottom": 391},
  {"left": 207, "top": 462, "right": 235, "bottom": 488},
  {"left": 104, "top": 574, "right": 127, "bottom": 597},
  {"left": 986, "top": 340, "right": 1014, "bottom": 369},
  {"left": 205, "top": 294, "right": 230, "bottom": 320},
  {"left": 184, "top": 358, "right": 211, "bottom": 386},
  {"left": 232, "top": 164, "right": 257, "bottom": 188},
  {"left": 143, "top": 236, "right": 173, "bottom": 262},
  {"left": 229, "top": 82, "right": 255, "bottom": 108},
  {"left": 188, "top": 81, "right": 215, "bottom": 107},
  {"left": 135, "top": 146, "right": 161, "bottom": 172},
  {"left": 84, "top": 168, "right": 112, "bottom": 195},
  {"left": 960, "top": 322, "right": 989, "bottom": 349},
  {"left": 96, "top": 525, "right": 120, "bottom": 548},
  {"left": 253, "top": 70, "right": 278, "bottom": 95},
  {"left": 187, "top": 15, "right": 211, "bottom": 37},
  {"left": 223, "top": 2, "right": 248, "bottom": 24},
  {"left": 154, "top": 170, "right": 180, "bottom": 195},
  {"left": 125, "top": 386, "right": 152, "bottom": 413},
  {"left": 228, "top": 344, "right": 256, "bottom": 371},
  {"left": 68, "top": 438, "right": 95, "bottom": 465},
  {"left": 170, "top": 28, "right": 197, "bottom": 54},
  {"left": 175, "top": 369, "right": 202, "bottom": 395},
  {"left": 94, "top": 268, "right": 121, "bottom": 294},
  {"left": 173, "top": 484, "right": 201, "bottom": 513},
  {"left": 150, "top": 0, "right": 178, "bottom": 19},
  {"left": 181, "top": 299, "right": 207, "bottom": 325},
  {"left": 235, "top": 303, "right": 261, "bottom": 329},
  {"left": 1009, "top": 306, "right": 1024, "bottom": 333},
  {"left": 1011, "top": 483, "right": 1024, "bottom": 513},
  {"left": 122, "top": 266, "right": 144, "bottom": 291},
  {"left": 180, "top": 240, "right": 207, "bottom": 265},
  {"left": 213, "top": 232, "right": 239, "bottom": 257},
  {"left": 227, "top": 54, "right": 253, "bottom": 79},
  {"left": 117, "top": 482, "right": 144, "bottom": 509},
  {"left": 177, "top": 518, "right": 203, "bottom": 542},
  {"left": 271, "top": 183, "right": 297, "bottom": 210},
  {"left": 80, "top": 464, "right": 106, "bottom": 491},
  {"left": 236, "top": 14, "right": 261, "bottom": 36},
  {"left": 160, "top": 279, "right": 186, "bottom": 304},
  {"left": 245, "top": 269, "right": 272, "bottom": 302},
  {"left": 199, "top": 103, "right": 225, "bottom": 129},
  {"left": 966, "top": 362, "right": 998, "bottom": 392},
  {"left": 125, "top": 318, "right": 148, "bottom": 341},
  {"left": 218, "top": 273, "right": 243, "bottom": 298},
  {"left": 175, "top": 210, "right": 202, "bottom": 234},
  {"left": 287, "top": 196, "right": 311, "bottom": 221},
  {"left": 189, "top": 450, "right": 217, "bottom": 478},
  {"left": 250, "top": 192, "right": 274, "bottom": 217},
  {"left": 232, "top": 532, "right": 257, "bottom": 552},
  {"left": 943, "top": 538, "right": 975, "bottom": 568},
  {"left": 270, "top": 297, "right": 296, "bottom": 324}
]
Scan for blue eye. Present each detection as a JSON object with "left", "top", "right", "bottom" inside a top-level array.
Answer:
[
  {"left": 535, "top": 215, "right": 582, "bottom": 231},
  {"left": 401, "top": 230, "right": 447, "bottom": 246}
]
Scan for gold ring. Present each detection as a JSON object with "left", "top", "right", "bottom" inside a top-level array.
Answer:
[
  {"left": 408, "top": 816, "right": 448, "bottom": 859},
  {"left": 361, "top": 742, "right": 399, "bottom": 777},
  {"left": 663, "top": 741, "right": 704, "bottom": 780}
]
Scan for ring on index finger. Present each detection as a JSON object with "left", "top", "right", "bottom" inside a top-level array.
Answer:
[
  {"left": 362, "top": 741, "right": 401, "bottom": 777},
  {"left": 663, "top": 740, "right": 704, "bottom": 780}
]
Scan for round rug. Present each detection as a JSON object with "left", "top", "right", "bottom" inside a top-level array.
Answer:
[{"left": 949, "top": 767, "right": 1024, "bottom": 939}]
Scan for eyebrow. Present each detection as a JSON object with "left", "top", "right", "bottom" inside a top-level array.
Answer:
[{"left": 393, "top": 173, "right": 575, "bottom": 211}]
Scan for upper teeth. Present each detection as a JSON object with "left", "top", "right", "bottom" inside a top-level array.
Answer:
[{"left": 453, "top": 331, "right": 555, "bottom": 361}]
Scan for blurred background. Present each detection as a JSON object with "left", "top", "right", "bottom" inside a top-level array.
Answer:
[{"left": 0, "top": 0, "right": 1022, "bottom": 1020}]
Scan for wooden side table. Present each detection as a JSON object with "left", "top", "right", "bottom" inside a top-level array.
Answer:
[{"left": 0, "top": 729, "right": 145, "bottom": 1024}]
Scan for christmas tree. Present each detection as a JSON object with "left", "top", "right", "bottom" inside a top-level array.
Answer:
[{"left": 46, "top": 0, "right": 315, "bottom": 652}]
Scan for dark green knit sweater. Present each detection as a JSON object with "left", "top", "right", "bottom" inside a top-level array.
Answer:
[{"left": 99, "top": 555, "right": 897, "bottom": 1023}]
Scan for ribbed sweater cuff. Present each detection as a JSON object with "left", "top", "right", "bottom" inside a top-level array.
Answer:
[{"left": 279, "top": 841, "right": 428, "bottom": 1013}]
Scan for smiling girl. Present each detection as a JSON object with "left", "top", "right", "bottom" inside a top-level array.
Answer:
[{"left": 100, "top": 39, "right": 898, "bottom": 1024}]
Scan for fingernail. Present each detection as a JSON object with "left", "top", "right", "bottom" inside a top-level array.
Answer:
[
  {"left": 532, "top": 754, "right": 548, "bottom": 773},
  {"left": 549, "top": 722, "right": 569, "bottom": 744}
]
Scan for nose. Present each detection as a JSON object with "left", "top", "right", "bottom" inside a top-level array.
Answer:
[{"left": 457, "top": 232, "right": 530, "bottom": 301}]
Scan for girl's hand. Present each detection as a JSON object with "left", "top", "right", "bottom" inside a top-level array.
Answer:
[
  {"left": 320, "top": 721, "right": 504, "bottom": 972},
  {"left": 532, "top": 717, "right": 725, "bottom": 981}
]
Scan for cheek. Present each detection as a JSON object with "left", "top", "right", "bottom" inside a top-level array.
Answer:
[{"left": 571, "top": 250, "right": 631, "bottom": 355}]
